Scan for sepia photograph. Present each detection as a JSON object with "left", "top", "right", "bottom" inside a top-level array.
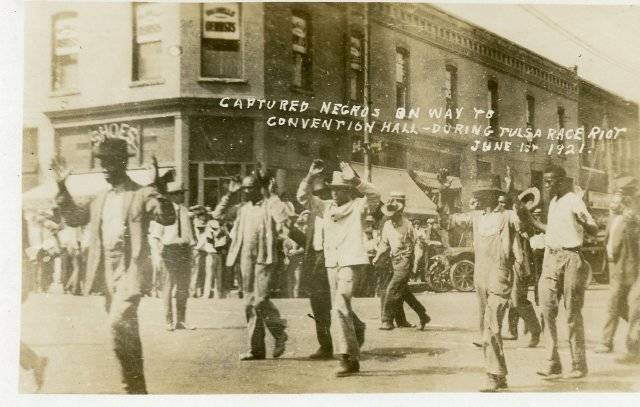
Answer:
[{"left": 7, "top": 0, "right": 640, "bottom": 399}]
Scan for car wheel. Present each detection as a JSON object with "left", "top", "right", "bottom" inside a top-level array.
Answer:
[{"left": 449, "top": 260, "right": 475, "bottom": 292}]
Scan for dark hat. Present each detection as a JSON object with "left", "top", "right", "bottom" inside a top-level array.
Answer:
[
  {"left": 329, "top": 171, "right": 354, "bottom": 189},
  {"left": 92, "top": 137, "right": 135, "bottom": 159},
  {"left": 381, "top": 199, "right": 405, "bottom": 216},
  {"left": 166, "top": 181, "right": 186, "bottom": 194},
  {"left": 472, "top": 174, "right": 503, "bottom": 194}
]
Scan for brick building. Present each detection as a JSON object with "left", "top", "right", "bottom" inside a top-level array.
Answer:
[{"left": 22, "top": 2, "right": 637, "bottom": 212}]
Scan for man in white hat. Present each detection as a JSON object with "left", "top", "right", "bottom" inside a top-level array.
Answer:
[
  {"left": 373, "top": 193, "right": 430, "bottom": 331},
  {"left": 150, "top": 182, "right": 196, "bottom": 331},
  {"left": 297, "top": 159, "right": 380, "bottom": 376}
]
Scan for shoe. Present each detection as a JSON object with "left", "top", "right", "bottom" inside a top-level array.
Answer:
[
  {"left": 564, "top": 369, "right": 587, "bottom": 379},
  {"left": 174, "top": 322, "right": 196, "bottom": 330},
  {"left": 479, "top": 374, "right": 507, "bottom": 392},
  {"left": 309, "top": 348, "right": 334, "bottom": 360},
  {"left": 536, "top": 365, "right": 562, "bottom": 380},
  {"left": 239, "top": 352, "right": 265, "bottom": 361},
  {"left": 502, "top": 333, "right": 518, "bottom": 341},
  {"left": 396, "top": 321, "right": 415, "bottom": 328},
  {"left": 527, "top": 331, "right": 541, "bottom": 348},
  {"left": 238, "top": 291, "right": 244, "bottom": 299},
  {"left": 273, "top": 332, "right": 288, "bottom": 358},
  {"left": 472, "top": 340, "right": 483, "bottom": 348},
  {"left": 594, "top": 344, "right": 613, "bottom": 354},
  {"left": 615, "top": 353, "right": 640, "bottom": 365},
  {"left": 166, "top": 322, "right": 175, "bottom": 331},
  {"left": 418, "top": 313, "right": 431, "bottom": 331},
  {"left": 379, "top": 321, "right": 395, "bottom": 330},
  {"left": 33, "top": 356, "right": 48, "bottom": 391},
  {"left": 335, "top": 357, "right": 360, "bottom": 377}
]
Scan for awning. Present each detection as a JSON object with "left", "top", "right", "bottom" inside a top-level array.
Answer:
[
  {"left": 410, "top": 169, "right": 462, "bottom": 190},
  {"left": 22, "top": 167, "right": 173, "bottom": 211},
  {"left": 351, "top": 163, "right": 438, "bottom": 216}
]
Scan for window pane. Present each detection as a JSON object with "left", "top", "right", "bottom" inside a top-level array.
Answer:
[
  {"left": 201, "top": 39, "right": 241, "bottom": 78},
  {"left": 136, "top": 41, "right": 162, "bottom": 80},
  {"left": 52, "top": 13, "right": 79, "bottom": 91},
  {"left": 293, "top": 53, "right": 303, "bottom": 88}
]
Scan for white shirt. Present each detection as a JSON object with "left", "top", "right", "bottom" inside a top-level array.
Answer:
[
  {"left": 150, "top": 203, "right": 194, "bottom": 246},
  {"left": 101, "top": 189, "right": 125, "bottom": 251},
  {"left": 545, "top": 192, "right": 595, "bottom": 249}
]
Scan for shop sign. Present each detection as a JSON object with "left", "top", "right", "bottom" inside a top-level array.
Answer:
[
  {"left": 136, "top": 3, "right": 162, "bottom": 44},
  {"left": 203, "top": 3, "right": 240, "bottom": 40},
  {"left": 54, "top": 15, "right": 79, "bottom": 56},
  {"left": 89, "top": 122, "right": 141, "bottom": 158},
  {"left": 292, "top": 15, "right": 307, "bottom": 54}
]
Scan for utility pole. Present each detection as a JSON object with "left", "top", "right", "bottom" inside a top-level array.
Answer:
[{"left": 363, "top": 2, "right": 372, "bottom": 182}]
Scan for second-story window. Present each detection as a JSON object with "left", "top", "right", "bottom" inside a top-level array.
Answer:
[
  {"left": 396, "top": 47, "right": 409, "bottom": 111},
  {"left": 292, "top": 10, "right": 312, "bottom": 90},
  {"left": 201, "top": 3, "right": 242, "bottom": 79},
  {"left": 132, "top": 2, "right": 163, "bottom": 82},
  {"left": 526, "top": 95, "right": 536, "bottom": 129},
  {"left": 557, "top": 106, "right": 566, "bottom": 147},
  {"left": 348, "top": 34, "right": 363, "bottom": 102},
  {"left": 52, "top": 12, "right": 79, "bottom": 92},
  {"left": 445, "top": 65, "right": 457, "bottom": 126},
  {"left": 487, "top": 80, "right": 499, "bottom": 138}
]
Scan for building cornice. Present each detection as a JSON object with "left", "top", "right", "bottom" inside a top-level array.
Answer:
[
  {"left": 371, "top": 3, "right": 579, "bottom": 100},
  {"left": 579, "top": 79, "right": 639, "bottom": 110}
]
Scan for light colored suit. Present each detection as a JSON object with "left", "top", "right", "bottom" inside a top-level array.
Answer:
[{"left": 56, "top": 176, "right": 175, "bottom": 394}]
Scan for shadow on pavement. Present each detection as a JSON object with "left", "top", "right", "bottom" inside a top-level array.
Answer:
[
  {"left": 362, "top": 347, "right": 448, "bottom": 362},
  {"left": 357, "top": 365, "right": 484, "bottom": 377}
]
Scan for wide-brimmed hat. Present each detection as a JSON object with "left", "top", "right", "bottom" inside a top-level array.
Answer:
[
  {"left": 389, "top": 191, "right": 406, "bottom": 201},
  {"left": 92, "top": 137, "right": 135, "bottom": 159},
  {"left": 190, "top": 205, "right": 206, "bottom": 214},
  {"left": 381, "top": 199, "right": 405, "bottom": 216},
  {"left": 472, "top": 174, "right": 503, "bottom": 194},
  {"left": 329, "top": 171, "right": 354, "bottom": 189},
  {"left": 518, "top": 187, "right": 541, "bottom": 210}
]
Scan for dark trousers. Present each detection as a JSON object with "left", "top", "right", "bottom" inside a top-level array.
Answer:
[
  {"left": 381, "top": 253, "right": 426, "bottom": 324},
  {"left": 162, "top": 244, "right": 192, "bottom": 325},
  {"left": 308, "top": 251, "right": 333, "bottom": 352},
  {"left": 601, "top": 277, "right": 631, "bottom": 347},
  {"left": 506, "top": 264, "right": 542, "bottom": 337},
  {"left": 108, "top": 294, "right": 146, "bottom": 394}
]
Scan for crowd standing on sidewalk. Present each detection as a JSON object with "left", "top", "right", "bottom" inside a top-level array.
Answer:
[{"left": 21, "top": 135, "right": 640, "bottom": 392}]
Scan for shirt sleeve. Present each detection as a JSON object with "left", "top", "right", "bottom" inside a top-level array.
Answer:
[{"left": 571, "top": 194, "right": 597, "bottom": 228}]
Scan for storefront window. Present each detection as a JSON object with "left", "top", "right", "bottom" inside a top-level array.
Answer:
[
  {"left": 132, "top": 2, "right": 163, "bottom": 81},
  {"left": 51, "top": 12, "right": 79, "bottom": 91},
  {"left": 201, "top": 3, "right": 242, "bottom": 78}
]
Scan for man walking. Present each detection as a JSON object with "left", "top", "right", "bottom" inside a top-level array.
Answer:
[
  {"left": 52, "top": 138, "right": 175, "bottom": 394},
  {"left": 297, "top": 177, "right": 334, "bottom": 360},
  {"left": 525, "top": 164, "right": 598, "bottom": 380},
  {"left": 298, "top": 160, "right": 380, "bottom": 377},
  {"left": 151, "top": 182, "right": 196, "bottom": 331},
  {"left": 215, "top": 173, "right": 290, "bottom": 360},
  {"left": 595, "top": 180, "right": 639, "bottom": 355},
  {"left": 374, "top": 194, "right": 430, "bottom": 331},
  {"left": 449, "top": 175, "right": 522, "bottom": 392}
]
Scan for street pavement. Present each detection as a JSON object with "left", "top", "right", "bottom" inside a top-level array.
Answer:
[{"left": 19, "top": 285, "right": 640, "bottom": 394}]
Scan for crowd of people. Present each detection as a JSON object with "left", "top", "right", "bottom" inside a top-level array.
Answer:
[{"left": 19, "top": 135, "right": 640, "bottom": 394}]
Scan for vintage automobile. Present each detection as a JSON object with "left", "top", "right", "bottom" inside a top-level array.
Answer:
[{"left": 426, "top": 246, "right": 475, "bottom": 293}]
